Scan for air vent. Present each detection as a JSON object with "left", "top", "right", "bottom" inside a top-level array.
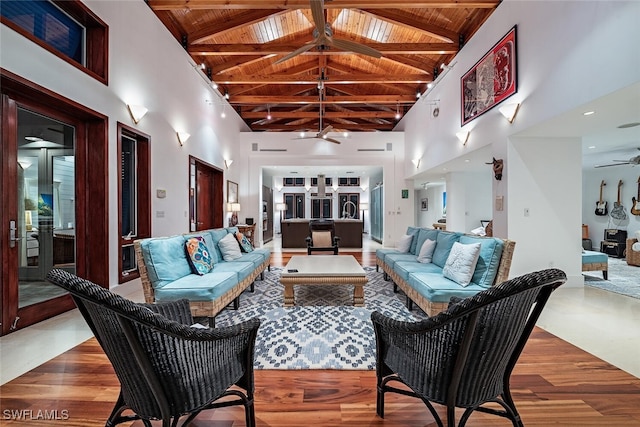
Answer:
[
  {"left": 357, "top": 148, "right": 385, "bottom": 152},
  {"left": 386, "top": 143, "right": 393, "bottom": 151},
  {"left": 259, "top": 148, "right": 287, "bottom": 152},
  {"left": 252, "top": 143, "right": 258, "bottom": 151}
]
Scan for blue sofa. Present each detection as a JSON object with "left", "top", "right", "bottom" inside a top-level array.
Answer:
[
  {"left": 376, "top": 227, "right": 515, "bottom": 316},
  {"left": 134, "top": 226, "right": 270, "bottom": 324}
]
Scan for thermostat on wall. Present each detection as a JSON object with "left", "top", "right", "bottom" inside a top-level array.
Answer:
[{"left": 156, "top": 189, "right": 167, "bottom": 199}]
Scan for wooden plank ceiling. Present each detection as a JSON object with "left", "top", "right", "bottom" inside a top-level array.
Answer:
[{"left": 147, "top": 0, "right": 499, "bottom": 133}]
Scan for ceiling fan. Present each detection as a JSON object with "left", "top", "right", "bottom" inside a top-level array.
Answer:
[
  {"left": 595, "top": 148, "right": 640, "bottom": 168},
  {"left": 274, "top": 0, "right": 382, "bottom": 65},
  {"left": 294, "top": 124, "right": 342, "bottom": 144}
]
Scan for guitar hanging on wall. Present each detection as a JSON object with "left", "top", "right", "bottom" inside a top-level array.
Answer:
[
  {"left": 610, "top": 180, "right": 626, "bottom": 221},
  {"left": 595, "top": 180, "right": 608, "bottom": 216},
  {"left": 631, "top": 176, "right": 640, "bottom": 216}
]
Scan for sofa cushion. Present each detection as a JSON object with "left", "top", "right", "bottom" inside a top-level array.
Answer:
[
  {"left": 209, "top": 228, "right": 230, "bottom": 263},
  {"left": 442, "top": 242, "right": 481, "bottom": 286},
  {"left": 218, "top": 233, "right": 242, "bottom": 261},
  {"left": 229, "top": 252, "right": 266, "bottom": 270},
  {"left": 211, "top": 260, "right": 255, "bottom": 282},
  {"left": 396, "top": 234, "right": 413, "bottom": 253},
  {"left": 414, "top": 228, "right": 439, "bottom": 256},
  {"left": 185, "top": 236, "right": 214, "bottom": 275},
  {"left": 154, "top": 271, "right": 238, "bottom": 301},
  {"left": 383, "top": 252, "right": 418, "bottom": 268},
  {"left": 408, "top": 272, "right": 487, "bottom": 303},
  {"left": 139, "top": 235, "right": 191, "bottom": 288},
  {"left": 376, "top": 248, "right": 399, "bottom": 264},
  {"left": 394, "top": 260, "right": 442, "bottom": 281},
  {"left": 417, "top": 239, "right": 436, "bottom": 263},
  {"left": 406, "top": 226, "right": 421, "bottom": 254},
  {"left": 432, "top": 231, "right": 462, "bottom": 267},
  {"left": 459, "top": 235, "right": 505, "bottom": 287}
]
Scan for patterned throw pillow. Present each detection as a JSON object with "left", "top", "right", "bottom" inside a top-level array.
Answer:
[
  {"left": 185, "top": 236, "right": 213, "bottom": 275},
  {"left": 235, "top": 231, "right": 254, "bottom": 253}
]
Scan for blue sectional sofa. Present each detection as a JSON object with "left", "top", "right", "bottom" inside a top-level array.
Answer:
[
  {"left": 376, "top": 227, "right": 515, "bottom": 316},
  {"left": 134, "top": 226, "right": 270, "bottom": 324}
]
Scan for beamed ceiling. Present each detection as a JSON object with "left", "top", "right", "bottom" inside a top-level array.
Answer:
[{"left": 147, "top": 0, "right": 499, "bottom": 133}]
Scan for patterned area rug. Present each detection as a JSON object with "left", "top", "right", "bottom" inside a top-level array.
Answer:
[
  {"left": 213, "top": 266, "right": 425, "bottom": 370},
  {"left": 583, "top": 257, "right": 640, "bottom": 299}
]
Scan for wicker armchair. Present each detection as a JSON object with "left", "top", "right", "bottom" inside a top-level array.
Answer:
[
  {"left": 46, "top": 269, "right": 261, "bottom": 427},
  {"left": 372, "top": 268, "right": 567, "bottom": 427},
  {"left": 306, "top": 219, "right": 340, "bottom": 255}
]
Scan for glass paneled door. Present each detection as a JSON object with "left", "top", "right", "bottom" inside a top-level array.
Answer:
[{"left": 3, "top": 107, "right": 76, "bottom": 333}]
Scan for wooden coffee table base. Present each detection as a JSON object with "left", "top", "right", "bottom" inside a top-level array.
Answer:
[{"left": 280, "top": 276, "right": 368, "bottom": 307}]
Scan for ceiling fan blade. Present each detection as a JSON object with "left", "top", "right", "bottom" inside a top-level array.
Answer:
[
  {"left": 318, "top": 124, "right": 333, "bottom": 136},
  {"left": 594, "top": 162, "right": 631, "bottom": 168},
  {"left": 310, "top": 0, "right": 326, "bottom": 35},
  {"left": 324, "top": 137, "right": 342, "bottom": 144},
  {"left": 274, "top": 42, "right": 316, "bottom": 64},
  {"left": 330, "top": 37, "right": 382, "bottom": 58}
]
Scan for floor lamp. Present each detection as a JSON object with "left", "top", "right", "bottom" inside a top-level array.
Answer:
[{"left": 276, "top": 203, "right": 287, "bottom": 234}]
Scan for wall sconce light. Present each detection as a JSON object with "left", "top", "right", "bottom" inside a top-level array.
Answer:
[
  {"left": 305, "top": 184, "right": 311, "bottom": 192},
  {"left": 275, "top": 184, "right": 283, "bottom": 192},
  {"left": 498, "top": 102, "right": 521, "bottom": 123},
  {"left": 177, "top": 132, "right": 190, "bottom": 146},
  {"left": 332, "top": 183, "right": 339, "bottom": 192},
  {"left": 412, "top": 158, "right": 421, "bottom": 169},
  {"left": 456, "top": 131, "right": 470, "bottom": 145},
  {"left": 224, "top": 159, "right": 233, "bottom": 169},
  {"left": 127, "top": 104, "right": 148, "bottom": 124}
]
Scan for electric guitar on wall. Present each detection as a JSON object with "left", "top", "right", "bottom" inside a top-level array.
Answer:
[
  {"left": 631, "top": 176, "right": 640, "bottom": 216},
  {"left": 610, "top": 180, "right": 626, "bottom": 221},
  {"left": 595, "top": 180, "right": 608, "bottom": 216}
]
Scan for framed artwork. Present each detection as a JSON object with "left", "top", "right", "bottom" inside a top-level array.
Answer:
[
  {"left": 421, "top": 198, "right": 428, "bottom": 211},
  {"left": 227, "top": 180, "right": 238, "bottom": 203},
  {"left": 461, "top": 26, "right": 517, "bottom": 125}
]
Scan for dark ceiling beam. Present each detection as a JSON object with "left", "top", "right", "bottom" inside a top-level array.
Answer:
[
  {"left": 250, "top": 122, "right": 395, "bottom": 131},
  {"left": 148, "top": 1, "right": 500, "bottom": 11},
  {"left": 216, "top": 73, "right": 429, "bottom": 84},
  {"left": 231, "top": 95, "right": 416, "bottom": 104},
  {"left": 189, "top": 42, "right": 458, "bottom": 56},
  {"left": 242, "top": 110, "right": 399, "bottom": 119}
]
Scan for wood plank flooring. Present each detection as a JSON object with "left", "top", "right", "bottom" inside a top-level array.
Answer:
[{"left": 1, "top": 252, "right": 639, "bottom": 426}]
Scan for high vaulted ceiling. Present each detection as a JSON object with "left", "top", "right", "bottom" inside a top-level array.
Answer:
[{"left": 147, "top": 0, "right": 499, "bottom": 134}]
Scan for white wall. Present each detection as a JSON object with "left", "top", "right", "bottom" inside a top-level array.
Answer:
[
  {"left": 400, "top": 0, "right": 640, "bottom": 280},
  {"left": 2, "top": 0, "right": 247, "bottom": 287},
  {"left": 241, "top": 131, "right": 408, "bottom": 246},
  {"left": 583, "top": 168, "right": 640, "bottom": 248}
]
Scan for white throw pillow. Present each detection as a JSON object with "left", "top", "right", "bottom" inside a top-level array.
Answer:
[
  {"left": 417, "top": 239, "right": 436, "bottom": 263},
  {"left": 442, "top": 242, "right": 482, "bottom": 286},
  {"left": 396, "top": 234, "right": 413, "bottom": 253},
  {"left": 218, "top": 232, "right": 243, "bottom": 261}
]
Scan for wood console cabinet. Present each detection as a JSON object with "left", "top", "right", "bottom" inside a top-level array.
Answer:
[{"left": 281, "top": 219, "right": 363, "bottom": 248}]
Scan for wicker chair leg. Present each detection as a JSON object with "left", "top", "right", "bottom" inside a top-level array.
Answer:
[{"left": 376, "top": 386, "right": 385, "bottom": 418}]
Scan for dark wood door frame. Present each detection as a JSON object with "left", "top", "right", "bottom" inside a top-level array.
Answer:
[
  {"left": 189, "top": 156, "right": 224, "bottom": 231},
  {"left": 1, "top": 69, "right": 108, "bottom": 335}
]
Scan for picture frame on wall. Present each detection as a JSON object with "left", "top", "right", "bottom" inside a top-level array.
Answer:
[
  {"left": 461, "top": 25, "right": 517, "bottom": 125},
  {"left": 421, "top": 198, "right": 428, "bottom": 211},
  {"left": 227, "top": 180, "right": 238, "bottom": 203}
]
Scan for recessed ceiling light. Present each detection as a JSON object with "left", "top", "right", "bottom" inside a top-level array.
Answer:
[
  {"left": 618, "top": 122, "right": 640, "bottom": 129},
  {"left": 588, "top": 145, "right": 596, "bottom": 149},
  {"left": 464, "top": 159, "right": 470, "bottom": 163},
  {"left": 583, "top": 111, "right": 595, "bottom": 116}
]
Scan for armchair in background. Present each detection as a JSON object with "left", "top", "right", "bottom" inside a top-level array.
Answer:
[
  {"left": 306, "top": 219, "right": 340, "bottom": 255},
  {"left": 372, "top": 268, "right": 567, "bottom": 427},
  {"left": 46, "top": 269, "right": 261, "bottom": 427}
]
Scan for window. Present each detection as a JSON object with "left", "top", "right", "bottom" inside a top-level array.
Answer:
[
  {"left": 311, "top": 194, "right": 332, "bottom": 218},
  {"left": 283, "top": 177, "right": 305, "bottom": 187},
  {"left": 283, "top": 193, "right": 305, "bottom": 218},
  {"left": 339, "top": 193, "right": 360, "bottom": 219},
  {"left": 118, "top": 123, "right": 150, "bottom": 283},
  {"left": 1, "top": 1, "right": 108, "bottom": 83},
  {"left": 338, "top": 177, "right": 360, "bottom": 186},
  {"left": 311, "top": 177, "right": 332, "bottom": 186}
]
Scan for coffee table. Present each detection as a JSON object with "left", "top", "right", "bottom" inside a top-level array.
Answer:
[{"left": 280, "top": 255, "right": 368, "bottom": 307}]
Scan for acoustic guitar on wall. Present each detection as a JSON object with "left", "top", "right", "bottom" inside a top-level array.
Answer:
[
  {"left": 610, "top": 180, "right": 626, "bottom": 221},
  {"left": 631, "top": 176, "right": 640, "bottom": 216},
  {"left": 595, "top": 180, "right": 608, "bottom": 216}
]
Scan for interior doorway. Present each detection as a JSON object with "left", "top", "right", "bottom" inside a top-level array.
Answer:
[{"left": 189, "top": 156, "right": 224, "bottom": 231}]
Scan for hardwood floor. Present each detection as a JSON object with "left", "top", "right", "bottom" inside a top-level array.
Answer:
[{"left": 1, "top": 252, "right": 639, "bottom": 426}]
